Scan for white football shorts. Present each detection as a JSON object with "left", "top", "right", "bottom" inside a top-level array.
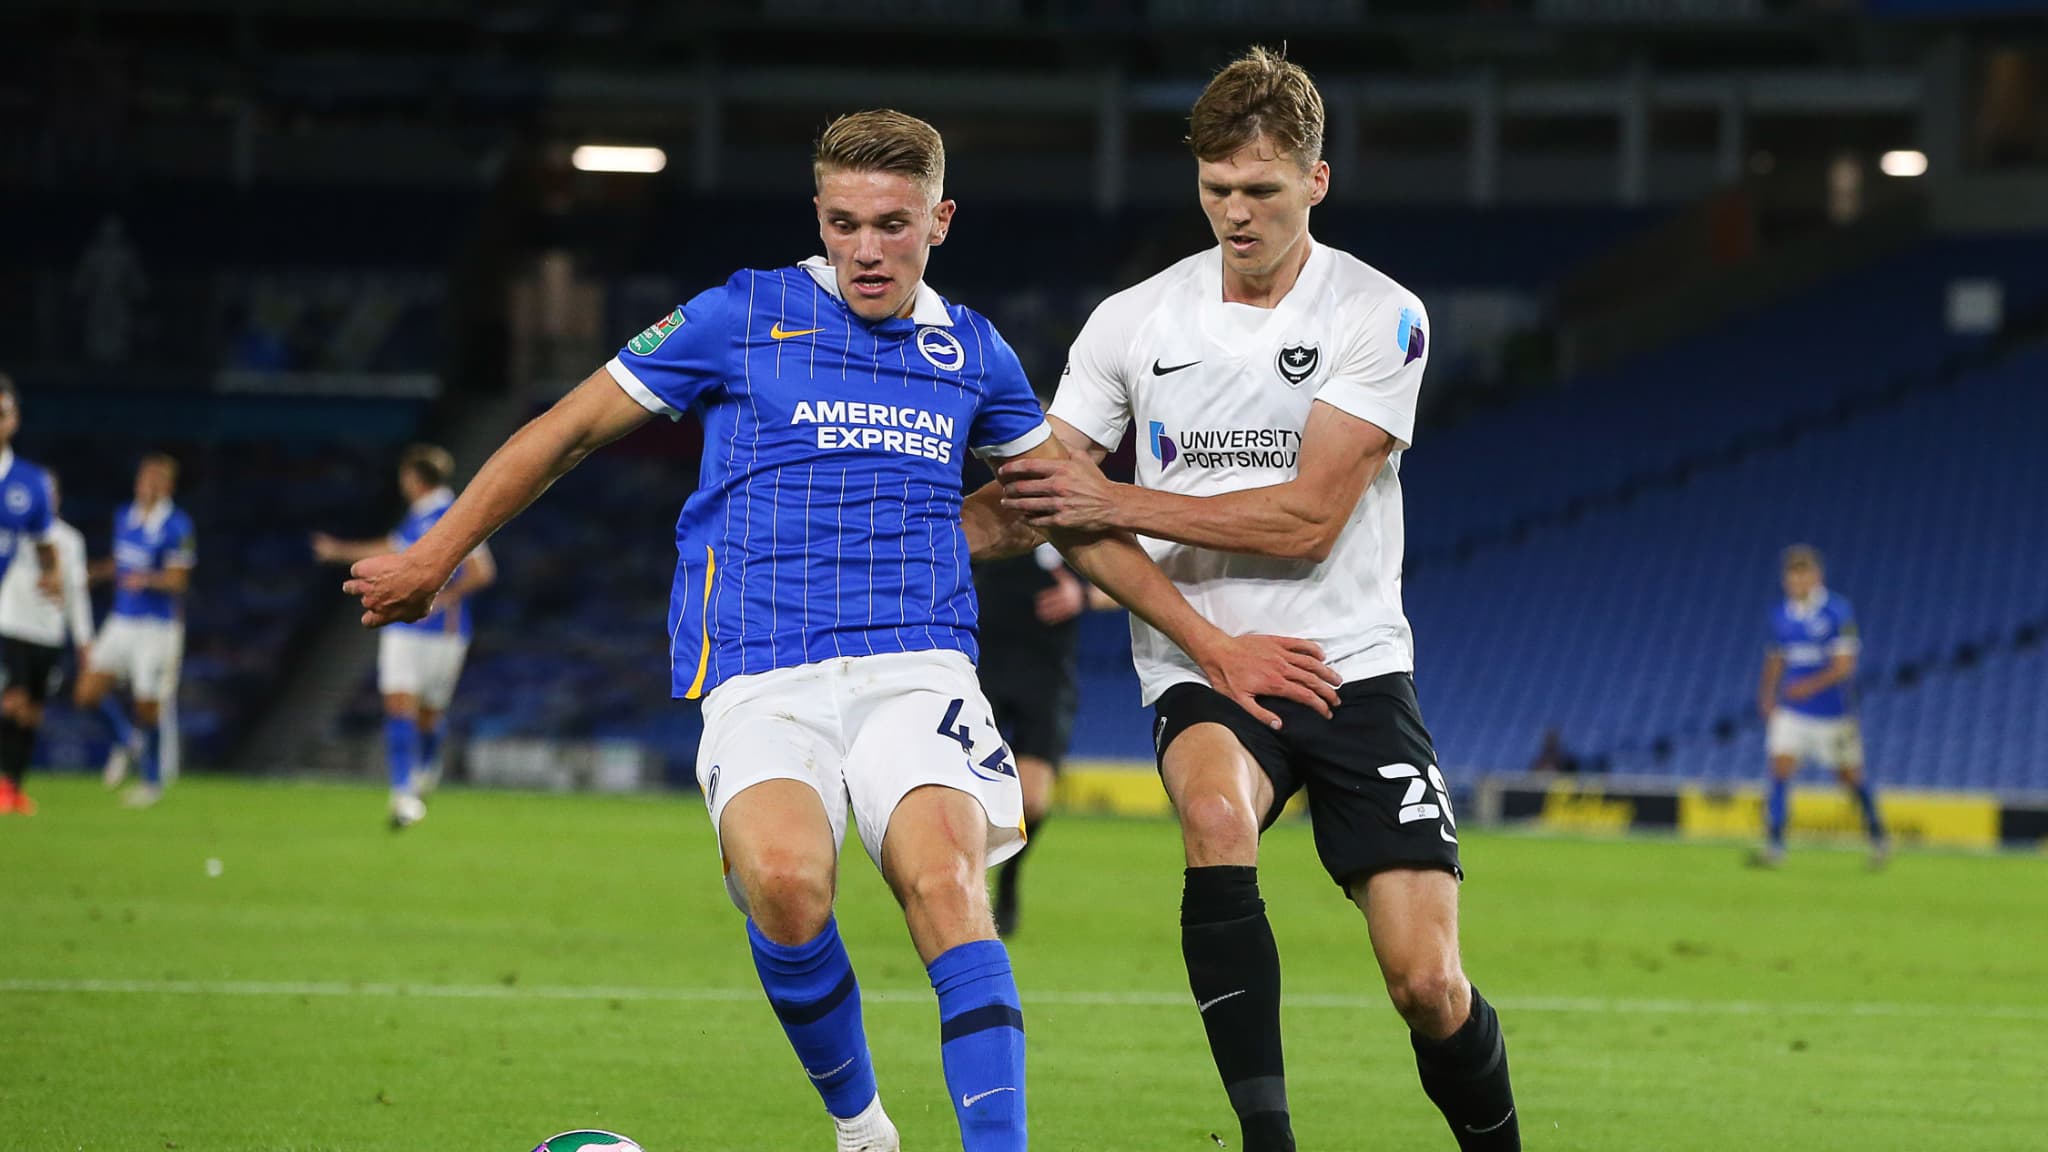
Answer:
[
  {"left": 88, "top": 616, "right": 183, "bottom": 704},
  {"left": 1767, "top": 711, "right": 1865, "bottom": 769},
  {"left": 377, "top": 628, "right": 471, "bottom": 711},
  {"left": 695, "top": 648, "right": 1026, "bottom": 915}
]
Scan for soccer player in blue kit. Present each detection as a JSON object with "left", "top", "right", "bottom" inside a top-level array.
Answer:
[
  {"left": 75, "top": 453, "right": 194, "bottom": 809},
  {"left": 314, "top": 443, "right": 496, "bottom": 828},
  {"left": 1755, "top": 544, "right": 1887, "bottom": 868},
  {"left": 344, "top": 110, "right": 1341, "bottom": 1151}
]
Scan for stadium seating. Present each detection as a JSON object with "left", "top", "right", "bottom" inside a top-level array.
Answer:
[
  {"left": 33, "top": 438, "right": 399, "bottom": 769},
  {"left": 1406, "top": 336, "right": 2048, "bottom": 790}
]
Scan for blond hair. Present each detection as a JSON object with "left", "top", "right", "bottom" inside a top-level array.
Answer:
[
  {"left": 1187, "top": 46, "right": 1326, "bottom": 170},
  {"left": 399, "top": 443, "right": 456, "bottom": 489},
  {"left": 813, "top": 109, "right": 946, "bottom": 203}
]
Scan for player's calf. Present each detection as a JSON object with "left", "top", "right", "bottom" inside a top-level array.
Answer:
[
  {"left": 1358, "top": 870, "right": 1519, "bottom": 1150},
  {"left": 882, "top": 786, "right": 1027, "bottom": 1152}
]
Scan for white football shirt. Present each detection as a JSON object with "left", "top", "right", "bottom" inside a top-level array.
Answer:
[
  {"left": 0, "top": 518, "right": 94, "bottom": 649},
  {"left": 1049, "top": 241, "right": 1430, "bottom": 704}
]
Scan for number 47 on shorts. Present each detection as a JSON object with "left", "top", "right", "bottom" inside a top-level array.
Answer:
[{"left": 937, "top": 697, "right": 1017, "bottom": 780}]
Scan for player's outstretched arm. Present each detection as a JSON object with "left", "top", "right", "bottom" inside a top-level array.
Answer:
[
  {"left": 310, "top": 533, "right": 394, "bottom": 566},
  {"left": 993, "top": 434, "right": 1341, "bottom": 728},
  {"left": 345, "top": 369, "right": 651, "bottom": 627},
  {"left": 962, "top": 421, "right": 1106, "bottom": 561},
  {"left": 1001, "top": 405, "right": 1392, "bottom": 563}
]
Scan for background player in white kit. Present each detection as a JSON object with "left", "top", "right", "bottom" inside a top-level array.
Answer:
[
  {"left": 996, "top": 48, "right": 1521, "bottom": 1152},
  {"left": 76, "top": 453, "right": 193, "bottom": 809},
  {"left": 314, "top": 443, "right": 496, "bottom": 827},
  {"left": 0, "top": 470, "right": 95, "bottom": 814},
  {"left": 343, "top": 110, "right": 1339, "bottom": 1152},
  {"left": 0, "top": 376, "right": 72, "bottom": 816}
]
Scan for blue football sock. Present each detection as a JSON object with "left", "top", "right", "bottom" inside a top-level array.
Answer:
[
  {"left": 137, "top": 726, "right": 161, "bottom": 786},
  {"left": 383, "top": 715, "right": 419, "bottom": 794},
  {"left": 1852, "top": 778, "right": 1886, "bottom": 842},
  {"left": 101, "top": 698, "right": 135, "bottom": 750},
  {"left": 748, "top": 917, "right": 878, "bottom": 1120},
  {"left": 929, "top": 939, "right": 1026, "bottom": 1152},
  {"left": 1767, "top": 776, "right": 1789, "bottom": 848},
  {"left": 419, "top": 726, "right": 443, "bottom": 775}
]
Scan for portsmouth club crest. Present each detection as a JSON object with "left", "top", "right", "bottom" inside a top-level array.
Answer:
[{"left": 1275, "top": 342, "right": 1320, "bottom": 388}]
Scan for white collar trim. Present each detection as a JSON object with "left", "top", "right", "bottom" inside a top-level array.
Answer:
[
  {"left": 1788, "top": 588, "right": 1831, "bottom": 618},
  {"left": 799, "top": 256, "right": 953, "bottom": 327},
  {"left": 411, "top": 486, "right": 455, "bottom": 516},
  {"left": 0, "top": 448, "right": 13, "bottom": 476},
  {"left": 127, "top": 500, "right": 173, "bottom": 533}
]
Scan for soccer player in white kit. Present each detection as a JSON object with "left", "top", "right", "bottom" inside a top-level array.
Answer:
[
  {"left": 996, "top": 48, "right": 1521, "bottom": 1152},
  {"left": 75, "top": 453, "right": 193, "bottom": 809},
  {"left": 344, "top": 110, "right": 1338, "bottom": 1152},
  {"left": 314, "top": 443, "right": 496, "bottom": 827},
  {"left": 0, "top": 378, "right": 70, "bottom": 816}
]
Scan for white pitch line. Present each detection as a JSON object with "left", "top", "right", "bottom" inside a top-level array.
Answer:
[{"left": 1, "top": 978, "right": 2043, "bottom": 1023}]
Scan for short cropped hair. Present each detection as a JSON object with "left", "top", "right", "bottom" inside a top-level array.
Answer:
[
  {"left": 1781, "top": 544, "right": 1824, "bottom": 572},
  {"left": 1187, "top": 45, "right": 1326, "bottom": 170},
  {"left": 400, "top": 443, "right": 455, "bottom": 489},
  {"left": 139, "top": 452, "right": 179, "bottom": 482},
  {"left": 813, "top": 109, "right": 946, "bottom": 203}
]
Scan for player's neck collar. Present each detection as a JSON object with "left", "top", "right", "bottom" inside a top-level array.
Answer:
[
  {"left": 411, "top": 486, "right": 454, "bottom": 515},
  {"left": 1788, "top": 588, "right": 1830, "bottom": 616},
  {"left": 128, "top": 499, "right": 172, "bottom": 532},
  {"left": 1213, "top": 234, "right": 1322, "bottom": 309},
  {"left": 799, "top": 256, "right": 952, "bottom": 327}
]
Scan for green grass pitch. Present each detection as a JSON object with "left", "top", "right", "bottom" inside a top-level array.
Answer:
[{"left": 3, "top": 775, "right": 2044, "bottom": 1150}]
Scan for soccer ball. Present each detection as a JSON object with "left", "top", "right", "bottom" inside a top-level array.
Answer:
[{"left": 532, "top": 1131, "right": 643, "bottom": 1152}]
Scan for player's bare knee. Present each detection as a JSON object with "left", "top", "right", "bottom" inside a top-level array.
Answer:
[
  {"left": 134, "top": 701, "right": 161, "bottom": 726},
  {"left": 1178, "top": 790, "right": 1259, "bottom": 863},
  {"left": 900, "top": 851, "right": 982, "bottom": 923},
  {"left": 741, "top": 853, "right": 836, "bottom": 945},
  {"left": 1386, "top": 963, "right": 1467, "bottom": 1036},
  {"left": 382, "top": 693, "right": 419, "bottom": 720}
]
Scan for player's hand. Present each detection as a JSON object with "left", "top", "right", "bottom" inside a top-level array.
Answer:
[
  {"left": 344, "top": 551, "right": 446, "bottom": 628},
  {"left": 117, "top": 571, "right": 149, "bottom": 592},
  {"left": 1758, "top": 699, "right": 1777, "bottom": 722},
  {"left": 36, "top": 569, "right": 63, "bottom": 600},
  {"left": 1034, "top": 567, "right": 1088, "bottom": 625},
  {"left": 997, "top": 456, "right": 1123, "bottom": 533},
  {"left": 1198, "top": 633, "right": 1343, "bottom": 728},
  {"left": 310, "top": 532, "right": 342, "bottom": 563},
  {"left": 1782, "top": 678, "right": 1819, "bottom": 702}
]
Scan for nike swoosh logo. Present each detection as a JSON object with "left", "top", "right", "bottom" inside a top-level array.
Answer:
[
  {"left": 961, "top": 1086, "right": 1017, "bottom": 1108},
  {"left": 1196, "top": 989, "right": 1246, "bottom": 1013},
  {"left": 1152, "top": 359, "right": 1200, "bottom": 376},
  {"left": 771, "top": 324, "right": 825, "bottom": 340},
  {"left": 806, "top": 1056, "right": 856, "bottom": 1081},
  {"left": 1466, "top": 1107, "right": 1514, "bottom": 1134}
]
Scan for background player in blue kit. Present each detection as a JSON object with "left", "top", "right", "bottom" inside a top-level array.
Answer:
[
  {"left": 1756, "top": 544, "right": 1887, "bottom": 868},
  {"left": 314, "top": 443, "right": 496, "bottom": 827},
  {"left": 75, "top": 453, "right": 193, "bottom": 809},
  {"left": 343, "top": 110, "right": 1340, "bottom": 1152},
  {"left": 0, "top": 375, "right": 64, "bottom": 816}
]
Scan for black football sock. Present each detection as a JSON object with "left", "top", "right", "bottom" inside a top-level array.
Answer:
[
  {"left": 1412, "top": 985, "right": 1520, "bottom": 1150},
  {"left": 0, "top": 718, "right": 29, "bottom": 787},
  {"left": 993, "top": 815, "right": 1044, "bottom": 935},
  {"left": 1182, "top": 865, "right": 1292, "bottom": 1152}
]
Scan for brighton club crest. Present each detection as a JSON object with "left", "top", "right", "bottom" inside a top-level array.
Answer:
[{"left": 1275, "top": 342, "right": 1320, "bottom": 387}]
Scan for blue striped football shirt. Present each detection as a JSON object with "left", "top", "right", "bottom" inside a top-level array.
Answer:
[{"left": 606, "top": 257, "right": 1050, "bottom": 699}]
